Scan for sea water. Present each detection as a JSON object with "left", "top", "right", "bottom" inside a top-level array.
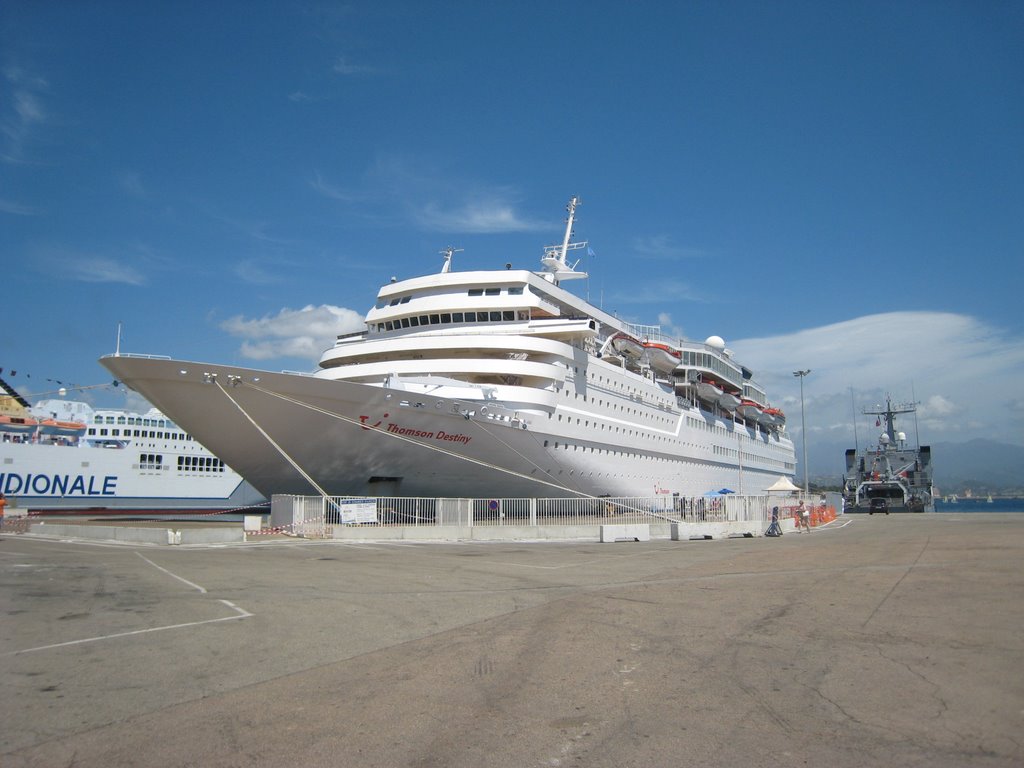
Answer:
[{"left": 935, "top": 497, "right": 1024, "bottom": 513}]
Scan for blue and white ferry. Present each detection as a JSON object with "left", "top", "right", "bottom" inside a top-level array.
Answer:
[{"left": 1, "top": 377, "right": 265, "bottom": 513}]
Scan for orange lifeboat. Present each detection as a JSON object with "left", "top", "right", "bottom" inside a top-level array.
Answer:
[
  {"left": 642, "top": 342, "right": 681, "bottom": 373},
  {"left": 0, "top": 414, "right": 39, "bottom": 434},
  {"left": 737, "top": 398, "right": 763, "bottom": 422},
  {"left": 611, "top": 333, "right": 644, "bottom": 358},
  {"left": 38, "top": 418, "right": 87, "bottom": 437}
]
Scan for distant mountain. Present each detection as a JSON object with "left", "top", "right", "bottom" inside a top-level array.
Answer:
[
  {"left": 928, "top": 439, "right": 1024, "bottom": 493},
  {"left": 804, "top": 436, "right": 1024, "bottom": 494}
]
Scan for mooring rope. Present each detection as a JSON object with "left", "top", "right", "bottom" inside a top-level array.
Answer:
[
  {"left": 238, "top": 379, "right": 597, "bottom": 499},
  {"left": 214, "top": 379, "right": 334, "bottom": 501},
  {"left": 215, "top": 377, "right": 678, "bottom": 520}
]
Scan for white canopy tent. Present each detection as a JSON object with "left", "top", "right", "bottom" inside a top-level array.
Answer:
[{"left": 765, "top": 476, "right": 801, "bottom": 493}]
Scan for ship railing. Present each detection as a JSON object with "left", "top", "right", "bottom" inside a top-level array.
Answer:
[
  {"left": 112, "top": 353, "right": 173, "bottom": 360},
  {"left": 275, "top": 493, "right": 778, "bottom": 532}
]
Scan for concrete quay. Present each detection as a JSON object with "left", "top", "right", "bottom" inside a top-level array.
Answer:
[{"left": 2, "top": 513, "right": 1022, "bottom": 767}]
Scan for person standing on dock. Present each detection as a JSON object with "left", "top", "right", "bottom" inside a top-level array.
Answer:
[{"left": 798, "top": 500, "right": 810, "bottom": 533}]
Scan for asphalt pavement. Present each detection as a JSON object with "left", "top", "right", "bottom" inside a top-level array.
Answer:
[{"left": 2, "top": 513, "right": 1022, "bottom": 767}]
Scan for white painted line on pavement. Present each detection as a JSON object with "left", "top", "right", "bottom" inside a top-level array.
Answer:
[
  {"left": 3, "top": 600, "right": 252, "bottom": 657},
  {"left": 136, "top": 552, "right": 208, "bottom": 593}
]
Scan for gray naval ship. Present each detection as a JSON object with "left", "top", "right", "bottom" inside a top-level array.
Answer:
[{"left": 843, "top": 396, "right": 935, "bottom": 513}]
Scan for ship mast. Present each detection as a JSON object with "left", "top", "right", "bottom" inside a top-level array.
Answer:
[
  {"left": 439, "top": 246, "right": 463, "bottom": 274},
  {"left": 863, "top": 395, "right": 917, "bottom": 447},
  {"left": 540, "top": 196, "right": 588, "bottom": 283}
]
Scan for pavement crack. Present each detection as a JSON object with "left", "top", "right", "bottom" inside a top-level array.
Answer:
[{"left": 862, "top": 536, "right": 930, "bottom": 627}]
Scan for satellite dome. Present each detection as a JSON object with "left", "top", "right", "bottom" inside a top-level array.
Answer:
[{"left": 705, "top": 335, "right": 726, "bottom": 351}]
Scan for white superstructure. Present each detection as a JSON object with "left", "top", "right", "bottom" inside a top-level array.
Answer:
[
  {"left": 101, "top": 197, "right": 796, "bottom": 500},
  {"left": 0, "top": 384, "right": 265, "bottom": 512}
]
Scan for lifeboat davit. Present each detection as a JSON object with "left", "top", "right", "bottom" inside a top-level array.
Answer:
[
  {"left": 643, "top": 342, "right": 681, "bottom": 373},
  {"left": 611, "top": 333, "right": 644, "bottom": 358}
]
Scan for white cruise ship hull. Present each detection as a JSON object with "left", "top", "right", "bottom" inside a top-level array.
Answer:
[{"left": 101, "top": 355, "right": 793, "bottom": 500}]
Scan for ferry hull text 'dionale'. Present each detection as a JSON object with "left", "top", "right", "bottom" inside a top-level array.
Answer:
[{"left": 1, "top": 376, "right": 264, "bottom": 512}]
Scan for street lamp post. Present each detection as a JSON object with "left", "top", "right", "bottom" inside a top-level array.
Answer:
[{"left": 793, "top": 369, "right": 811, "bottom": 499}]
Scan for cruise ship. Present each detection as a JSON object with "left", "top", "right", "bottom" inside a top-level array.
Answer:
[
  {"left": 843, "top": 395, "right": 935, "bottom": 513},
  {"left": 0, "top": 376, "right": 265, "bottom": 513},
  {"left": 100, "top": 197, "right": 797, "bottom": 501}
]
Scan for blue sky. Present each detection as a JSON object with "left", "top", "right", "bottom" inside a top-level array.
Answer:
[{"left": 3, "top": 1, "right": 1023, "bottom": 477}]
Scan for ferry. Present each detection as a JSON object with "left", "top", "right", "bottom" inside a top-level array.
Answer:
[
  {"left": 100, "top": 197, "right": 797, "bottom": 500},
  {"left": 0, "top": 376, "right": 265, "bottom": 513},
  {"left": 843, "top": 395, "right": 935, "bottom": 513}
]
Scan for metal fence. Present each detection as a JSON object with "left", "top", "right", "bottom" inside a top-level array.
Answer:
[{"left": 274, "top": 493, "right": 790, "bottom": 535}]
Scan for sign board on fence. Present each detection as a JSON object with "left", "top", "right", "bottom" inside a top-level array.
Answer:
[{"left": 335, "top": 498, "right": 378, "bottom": 524}]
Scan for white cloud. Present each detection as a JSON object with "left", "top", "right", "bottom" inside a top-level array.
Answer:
[
  {"left": 608, "top": 278, "right": 707, "bottom": 307},
  {"left": 221, "top": 304, "right": 365, "bottom": 362},
  {"left": 117, "top": 170, "right": 147, "bottom": 198},
  {"left": 332, "top": 57, "right": 377, "bottom": 76},
  {"left": 729, "top": 311, "right": 1024, "bottom": 448},
  {"left": 47, "top": 255, "right": 144, "bottom": 285},
  {"left": 415, "top": 199, "right": 548, "bottom": 233},
  {"left": 631, "top": 234, "right": 705, "bottom": 260},
  {"left": 72, "top": 258, "right": 146, "bottom": 285},
  {"left": 310, "top": 170, "right": 360, "bottom": 203},
  {"left": 0, "top": 197, "right": 38, "bottom": 215},
  {"left": 2, "top": 66, "right": 49, "bottom": 163},
  {"left": 233, "top": 259, "right": 285, "bottom": 285},
  {"left": 656, "top": 312, "right": 687, "bottom": 341},
  {"left": 309, "top": 157, "right": 551, "bottom": 236}
]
